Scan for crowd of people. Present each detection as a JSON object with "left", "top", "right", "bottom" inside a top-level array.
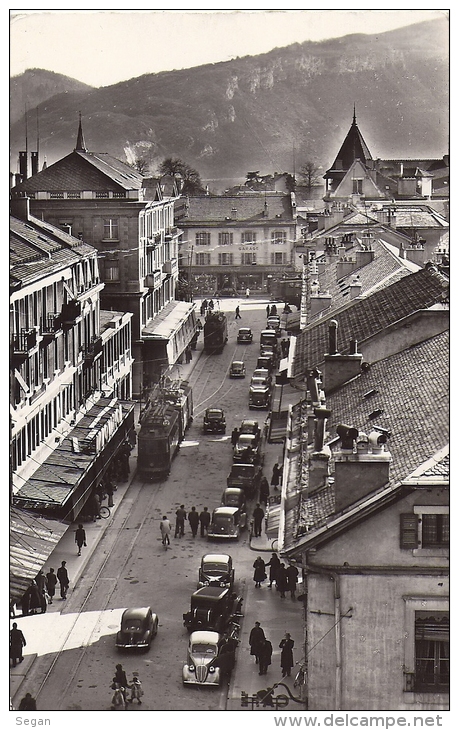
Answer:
[
  {"left": 249, "top": 622, "right": 295, "bottom": 678},
  {"left": 252, "top": 553, "right": 299, "bottom": 599}
]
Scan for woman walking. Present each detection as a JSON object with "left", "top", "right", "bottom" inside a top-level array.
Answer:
[
  {"left": 160, "top": 515, "right": 171, "bottom": 547},
  {"left": 252, "top": 556, "right": 266, "bottom": 588},
  {"left": 75, "top": 524, "right": 86, "bottom": 556},
  {"left": 279, "top": 632, "right": 295, "bottom": 677},
  {"left": 265, "top": 552, "right": 281, "bottom": 588}
]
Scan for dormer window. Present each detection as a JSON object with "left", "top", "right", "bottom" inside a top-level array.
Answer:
[{"left": 352, "top": 179, "right": 363, "bottom": 195}]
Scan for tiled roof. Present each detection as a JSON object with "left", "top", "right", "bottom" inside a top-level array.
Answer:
[
  {"left": 10, "top": 215, "right": 97, "bottom": 287},
  {"left": 12, "top": 150, "right": 144, "bottom": 194},
  {"left": 180, "top": 193, "right": 294, "bottom": 222},
  {"left": 291, "top": 265, "right": 449, "bottom": 378},
  {"left": 283, "top": 330, "right": 449, "bottom": 550}
]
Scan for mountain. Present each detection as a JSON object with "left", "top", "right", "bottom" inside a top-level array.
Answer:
[
  {"left": 10, "top": 68, "right": 93, "bottom": 125},
  {"left": 10, "top": 19, "right": 448, "bottom": 191}
]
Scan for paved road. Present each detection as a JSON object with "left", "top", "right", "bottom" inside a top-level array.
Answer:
[{"left": 20, "top": 298, "right": 296, "bottom": 711}]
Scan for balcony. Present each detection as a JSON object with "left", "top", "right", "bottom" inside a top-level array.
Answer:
[
  {"left": 59, "top": 299, "right": 82, "bottom": 330},
  {"left": 82, "top": 335, "right": 103, "bottom": 367},
  {"left": 145, "top": 270, "right": 162, "bottom": 289},
  {"left": 40, "top": 313, "right": 62, "bottom": 342},
  {"left": 163, "top": 258, "right": 178, "bottom": 276},
  {"left": 12, "top": 328, "right": 38, "bottom": 364}
]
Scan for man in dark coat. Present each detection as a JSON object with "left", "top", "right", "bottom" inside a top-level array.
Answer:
[
  {"left": 276, "top": 563, "right": 288, "bottom": 599},
  {"left": 258, "top": 638, "right": 273, "bottom": 675},
  {"left": 18, "top": 693, "right": 36, "bottom": 710},
  {"left": 286, "top": 563, "right": 299, "bottom": 598},
  {"left": 75, "top": 524, "right": 87, "bottom": 556},
  {"left": 253, "top": 557, "right": 266, "bottom": 588},
  {"left": 252, "top": 503, "right": 265, "bottom": 538},
  {"left": 265, "top": 552, "right": 281, "bottom": 588},
  {"left": 279, "top": 633, "right": 295, "bottom": 677},
  {"left": 199, "top": 506, "right": 211, "bottom": 537},
  {"left": 259, "top": 477, "right": 270, "bottom": 506},
  {"left": 46, "top": 567, "right": 57, "bottom": 604},
  {"left": 249, "top": 621, "right": 265, "bottom": 664},
  {"left": 231, "top": 427, "right": 239, "bottom": 447},
  {"left": 188, "top": 506, "right": 200, "bottom": 537},
  {"left": 10, "top": 622, "right": 26, "bottom": 667},
  {"left": 57, "top": 560, "right": 69, "bottom": 599},
  {"left": 175, "top": 505, "right": 187, "bottom": 537},
  {"left": 271, "top": 463, "right": 281, "bottom": 489}
]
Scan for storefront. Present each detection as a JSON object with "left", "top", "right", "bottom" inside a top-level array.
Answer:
[
  {"left": 13, "top": 397, "right": 135, "bottom": 523},
  {"left": 189, "top": 266, "right": 295, "bottom": 296}
]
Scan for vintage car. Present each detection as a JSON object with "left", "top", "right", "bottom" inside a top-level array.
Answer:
[
  {"left": 239, "top": 419, "right": 261, "bottom": 442},
  {"left": 203, "top": 407, "right": 226, "bottom": 434},
  {"left": 183, "top": 586, "right": 241, "bottom": 633},
  {"left": 221, "top": 487, "right": 246, "bottom": 514},
  {"left": 115, "top": 607, "right": 158, "bottom": 650},
  {"left": 198, "top": 553, "right": 235, "bottom": 589},
  {"left": 229, "top": 360, "right": 246, "bottom": 378},
  {"left": 249, "top": 381, "right": 271, "bottom": 409},
  {"left": 237, "top": 327, "right": 253, "bottom": 344},
  {"left": 227, "top": 462, "right": 262, "bottom": 498},
  {"left": 182, "top": 630, "right": 223, "bottom": 686},
  {"left": 232, "top": 433, "right": 262, "bottom": 464},
  {"left": 260, "top": 330, "right": 278, "bottom": 351},
  {"left": 257, "top": 355, "right": 274, "bottom": 373},
  {"left": 266, "top": 315, "right": 281, "bottom": 336},
  {"left": 207, "top": 506, "right": 246, "bottom": 539},
  {"left": 252, "top": 368, "right": 272, "bottom": 386}
]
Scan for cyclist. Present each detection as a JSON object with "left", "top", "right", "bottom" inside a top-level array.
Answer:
[{"left": 160, "top": 515, "right": 172, "bottom": 547}]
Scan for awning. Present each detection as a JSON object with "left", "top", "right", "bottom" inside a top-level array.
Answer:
[
  {"left": 10, "top": 508, "right": 68, "bottom": 604},
  {"left": 266, "top": 503, "right": 282, "bottom": 539},
  {"left": 142, "top": 300, "right": 196, "bottom": 364},
  {"left": 13, "top": 397, "right": 135, "bottom": 521}
]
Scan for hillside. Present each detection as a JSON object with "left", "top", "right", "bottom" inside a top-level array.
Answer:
[
  {"left": 10, "top": 19, "right": 448, "bottom": 190},
  {"left": 10, "top": 68, "right": 93, "bottom": 125}
]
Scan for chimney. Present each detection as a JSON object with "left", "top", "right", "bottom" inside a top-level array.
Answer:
[
  {"left": 310, "top": 291, "right": 332, "bottom": 317},
  {"left": 19, "top": 151, "right": 28, "bottom": 180},
  {"left": 231, "top": 207, "right": 238, "bottom": 220},
  {"left": 10, "top": 194, "right": 30, "bottom": 221},
  {"left": 349, "top": 275, "right": 362, "bottom": 299},
  {"left": 334, "top": 427, "right": 391, "bottom": 512},
  {"left": 308, "top": 407, "right": 332, "bottom": 493},
  {"left": 355, "top": 248, "right": 375, "bottom": 267},
  {"left": 336, "top": 256, "right": 358, "bottom": 280},
  {"left": 317, "top": 260, "right": 326, "bottom": 275},
  {"left": 323, "top": 321, "right": 363, "bottom": 393},
  {"left": 30, "top": 151, "right": 38, "bottom": 176},
  {"left": 263, "top": 200, "right": 269, "bottom": 217}
]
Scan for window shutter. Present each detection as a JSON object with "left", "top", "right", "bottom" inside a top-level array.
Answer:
[{"left": 400, "top": 513, "right": 418, "bottom": 549}]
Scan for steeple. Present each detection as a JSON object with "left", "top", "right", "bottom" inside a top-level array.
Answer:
[
  {"left": 75, "top": 112, "right": 87, "bottom": 152},
  {"left": 328, "top": 107, "right": 372, "bottom": 173}
]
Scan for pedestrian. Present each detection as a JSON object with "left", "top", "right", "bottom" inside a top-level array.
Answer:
[
  {"left": 279, "top": 633, "right": 295, "bottom": 677},
  {"left": 46, "top": 567, "right": 57, "bottom": 604},
  {"left": 199, "top": 506, "right": 211, "bottom": 537},
  {"left": 270, "top": 304, "right": 277, "bottom": 316},
  {"left": 249, "top": 621, "right": 265, "bottom": 664},
  {"left": 112, "top": 664, "right": 128, "bottom": 703},
  {"left": 90, "top": 492, "right": 101, "bottom": 521},
  {"left": 276, "top": 563, "right": 288, "bottom": 599},
  {"left": 185, "top": 345, "right": 192, "bottom": 363},
  {"left": 106, "top": 480, "right": 114, "bottom": 508},
  {"left": 110, "top": 683, "right": 126, "bottom": 711},
  {"left": 200, "top": 301, "right": 206, "bottom": 317},
  {"left": 271, "top": 462, "right": 281, "bottom": 489},
  {"left": 128, "top": 672, "right": 143, "bottom": 704},
  {"left": 10, "top": 622, "right": 26, "bottom": 667},
  {"left": 235, "top": 305, "right": 241, "bottom": 320},
  {"left": 231, "top": 427, "right": 239, "bottom": 447},
  {"left": 35, "top": 570, "right": 47, "bottom": 611},
  {"left": 246, "top": 288, "right": 250, "bottom": 298},
  {"left": 258, "top": 638, "right": 273, "bottom": 675},
  {"left": 259, "top": 476, "right": 270, "bottom": 505},
  {"left": 57, "top": 560, "right": 69, "bottom": 600},
  {"left": 208, "top": 299, "right": 214, "bottom": 311},
  {"left": 266, "top": 304, "right": 270, "bottom": 317},
  {"left": 266, "top": 552, "right": 281, "bottom": 588},
  {"left": 75, "top": 523, "right": 87, "bottom": 556},
  {"left": 160, "top": 515, "right": 171, "bottom": 546},
  {"left": 253, "top": 556, "right": 266, "bottom": 588},
  {"left": 18, "top": 693, "right": 36, "bottom": 710},
  {"left": 175, "top": 504, "right": 187, "bottom": 537},
  {"left": 286, "top": 563, "right": 299, "bottom": 599},
  {"left": 252, "top": 503, "right": 265, "bottom": 538},
  {"left": 188, "top": 506, "right": 200, "bottom": 537}
]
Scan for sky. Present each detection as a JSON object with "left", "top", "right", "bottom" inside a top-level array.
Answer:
[{"left": 9, "top": 8, "right": 448, "bottom": 88}]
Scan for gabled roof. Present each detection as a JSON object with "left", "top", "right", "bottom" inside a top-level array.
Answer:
[
  {"left": 326, "top": 111, "right": 373, "bottom": 176},
  {"left": 11, "top": 150, "right": 144, "bottom": 194},
  {"left": 291, "top": 265, "right": 449, "bottom": 378},
  {"left": 178, "top": 193, "right": 294, "bottom": 223}
]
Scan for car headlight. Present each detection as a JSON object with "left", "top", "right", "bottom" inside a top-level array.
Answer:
[
  {"left": 208, "top": 666, "right": 215, "bottom": 673},
  {"left": 189, "top": 665, "right": 195, "bottom": 672}
]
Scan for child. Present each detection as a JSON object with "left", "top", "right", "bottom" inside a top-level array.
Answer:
[{"left": 128, "top": 673, "right": 143, "bottom": 704}]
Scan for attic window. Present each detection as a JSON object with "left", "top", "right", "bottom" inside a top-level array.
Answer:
[
  {"left": 368, "top": 408, "right": 383, "bottom": 420},
  {"left": 363, "top": 389, "right": 378, "bottom": 399}
]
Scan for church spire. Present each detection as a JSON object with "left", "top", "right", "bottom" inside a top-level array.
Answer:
[
  {"left": 353, "top": 103, "right": 356, "bottom": 125},
  {"left": 75, "top": 112, "right": 87, "bottom": 152}
]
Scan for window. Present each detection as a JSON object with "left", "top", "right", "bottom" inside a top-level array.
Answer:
[
  {"left": 400, "top": 509, "right": 449, "bottom": 550},
  {"left": 195, "top": 253, "right": 211, "bottom": 265},
  {"left": 218, "top": 253, "right": 234, "bottom": 266},
  {"left": 415, "top": 612, "right": 449, "bottom": 692},
  {"left": 241, "top": 252, "right": 257, "bottom": 265},
  {"left": 271, "top": 252, "right": 287, "bottom": 265},
  {"left": 218, "top": 232, "right": 233, "bottom": 246},
  {"left": 104, "top": 259, "right": 120, "bottom": 281},
  {"left": 271, "top": 231, "right": 287, "bottom": 245},
  {"left": 242, "top": 231, "right": 257, "bottom": 244},
  {"left": 196, "top": 232, "right": 211, "bottom": 246},
  {"left": 103, "top": 219, "right": 119, "bottom": 240},
  {"left": 352, "top": 179, "right": 363, "bottom": 195}
]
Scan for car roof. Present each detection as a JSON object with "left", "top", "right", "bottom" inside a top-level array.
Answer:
[
  {"left": 122, "top": 607, "right": 152, "bottom": 619},
  {"left": 190, "top": 630, "right": 221, "bottom": 643},
  {"left": 241, "top": 419, "right": 259, "bottom": 428},
  {"left": 213, "top": 506, "right": 239, "bottom": 516},
  {"left": 224, "top": 487, "right": 244, "bottom": 496},
  {"left": 261, "top": 329, "right": 276, "bottom": 335},
  {"left": 237, "top": 433, "right": 256, "bottom": 441},
  {"left": 192, "top": 586, "right": 229, "bottom": 600},
  {"left": 206, "top": 407, "right": 223, "bottom": 414},
  {"left": 231, "top": 360, "right": 244, "bottom": 366},
  {"left": 202, "top": 553, "right": 231, "bottom": 563},
  {"left": 238, "top": 327, "right": 252, "bottom": 333}
]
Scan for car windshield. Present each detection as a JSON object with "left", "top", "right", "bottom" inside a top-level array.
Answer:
[
  {"left": 207, "top": 410, "right": 222, "bottom": 419},
  {"left": 251, "top": 378, "right": 268, "bottom": 387},
  {"left": 224, "top": 494, "right": 241, "bottom": 506},
  {"left": 202, "top": 562, "right": 228, "bottom": 573},
  {"left": 240, "top": 422, "right": 257, "bottom": 433},
  {"left": 123, "top": 619, "right": 142, "bottom": 631},
  {"left": 239, "top": 329, "right": 251, "bottom": 334},
  {"left": 231, "top": 465, "right": 253, "bottom": 477},
  {"left": 237, "top": 435, "right": 255, "bottom": 447},
  {"left": 232, "top": 363, "right": 243, "bottom": 369},
  {"left": 191, "top": 643, "right": 217, "bottom": 656}
]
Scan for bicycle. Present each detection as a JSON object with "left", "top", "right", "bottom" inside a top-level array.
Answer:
[{"left": 99, "top": 505, "right": 111, "bottom": 519}]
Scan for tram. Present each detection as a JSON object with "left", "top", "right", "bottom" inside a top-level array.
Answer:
[
  {"left": 137, "top": 381, "right": 193, "bottom": 480},
  {"left": 203, "top": 311, "right": 228, "bottom": 354},
  {"left": 270, "top": 276, "right": 302, "bottom": 308}
]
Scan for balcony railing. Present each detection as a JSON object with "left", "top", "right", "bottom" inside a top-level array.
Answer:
[
  {"left": 59, "top": 299, "right": 82, "bottom": 329},
  {"left": 12, "top": 328, "right": 38, "bottom": 363},
  {"left": 41, "top": 313, "right": 62, "bottom": 340},
  {"left": 83, "top": 335, "right": 103, "bottom": 366}
]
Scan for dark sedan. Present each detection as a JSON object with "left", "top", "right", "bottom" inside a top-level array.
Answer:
[{"left": 116, "top": 607, "right": 158, "bottom": 650}]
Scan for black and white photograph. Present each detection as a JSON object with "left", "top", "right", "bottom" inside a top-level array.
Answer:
[{"left": 9, "top": 7, "right": 450, "bottom": 723}]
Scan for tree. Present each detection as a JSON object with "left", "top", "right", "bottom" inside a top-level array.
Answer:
[
  {"left": 158, "top": 158, "right": 205, "bottom": 195},
  {"left": 299, "top": 161, "right": 322, "bottom": 195}
]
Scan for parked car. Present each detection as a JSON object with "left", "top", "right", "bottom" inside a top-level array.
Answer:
[
  {"left": 208, "top": 506, "right": 246, "bottom": 539},
  {"left": 203, "top": 407, "right": 226, "bottom": 434},
  {"left": 227, "top": 462, "right": 262, "bottom": 498},
  {"left": 249, "top": 381, "right": 271, "bottom": 410},
  {"left": 229, "top": 360, "right": 246, "bottom": 378},
  {"left": 252, "top": 368, "right": 272, "bottom": 386},
  {"left": 239, "top": 419, "right": 261, "bottom": 443},
  {"left": 221, "top": 487, "right": 246, "bottom": 518},
  {"left": 233, "top": 433, "right": 262, "bottom": 464},
  {"left": 183, "top": 586, "right": 241, "bottom": 632},
  {"left": 266, "top": 316, "right": 281, "bottom": 336},
  {"left": 198, "top": 553, "right": 235, "bottom": 590},
  {"left": 237, "top": 327, "right": 253, "bottom": 344},
  {"left": 115, "top": 607, "right": 158, "bottom": 650},
  {"left": 260, "top": 330, "right": 278, "bottom": 351},
  {"left": 182, "top": 630, "right": 223, "bottom": 686},
  {"left": 257, "top": 355, "right": 274, "bottom": 373}
]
